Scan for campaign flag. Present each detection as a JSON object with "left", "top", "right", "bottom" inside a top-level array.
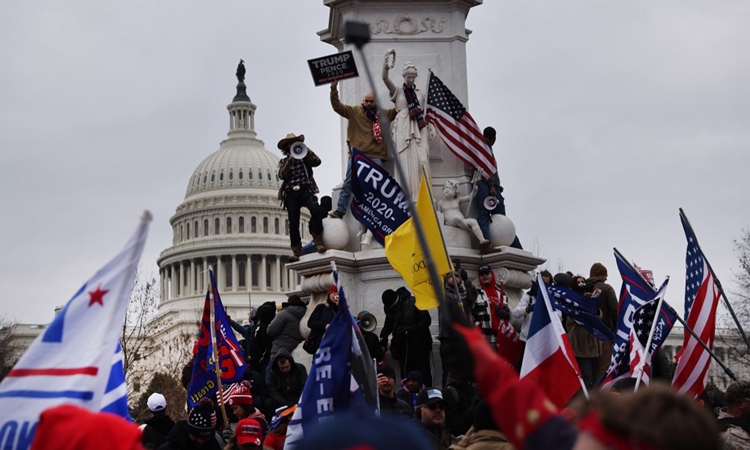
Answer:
[
  {"left": 425, "top": 71, "right": 497, "bottom": 177},
  {"left": 628, "top": 280, "right": 673, "bottom": 386},
  {"left": 384, "top": 172, "right": 451, "bottom": 310},
  {"left": 0, "top": 213, "right": 150, "bottom": 450},
  {"left": 285, "top": 262, "right": 376, "bottom": 449},
  {"left": 496, "top": 320, "right": 524, "bottom": 370},
  {"left": 520, "top": 274, "right": 582, "bottom": 408},
  {"left": 349, "top": 148, "right": 411, "bottom": 245},
  {"left": 187, "top": 270, "right": 245, "bottom": 410},
  {"left": 546, "top": 285, "right": 614, "bottom": 341},
  {"left": 672, "top": 211, "right": 721, "bottom": 397}
]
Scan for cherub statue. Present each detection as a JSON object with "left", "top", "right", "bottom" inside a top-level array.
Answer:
[{"left": 436, "top": 179, "right": 489, "bottom": 245}]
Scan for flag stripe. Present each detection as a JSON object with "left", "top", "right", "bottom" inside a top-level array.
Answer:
[
  {"left": 0, "top": 390, "right": 95, "bottom": 400},
  {"left": 7, "top": 367, "right": 99, "bottom": 377}
]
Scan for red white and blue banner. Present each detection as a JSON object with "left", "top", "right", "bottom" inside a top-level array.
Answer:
[
  {"left": 349, "top": 148, "right": 411, "bottom": 245},
  {"left": 187, "top": 270, "right": 245, "bottom": 410},
  {"left": 628, "top": 279, "right": 672, "bottom": 385},
  {"left": 520, "top": 274, "right": 582, "bottom": 409},
  {"left": 0, "top": 213, "right": 150, "bottom": 450}
]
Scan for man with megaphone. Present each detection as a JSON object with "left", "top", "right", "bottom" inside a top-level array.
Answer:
[{"left": 277, "top": 133, "right": 327, "bottom": 262}]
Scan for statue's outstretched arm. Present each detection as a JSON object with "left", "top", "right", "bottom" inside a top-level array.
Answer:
[{"left": 382, "top": 58, "right": 397, "bottom": 97}]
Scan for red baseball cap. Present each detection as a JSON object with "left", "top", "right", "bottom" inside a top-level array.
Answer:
[{"left": 236, "top": 418, "right": 262, "bottom": 446}]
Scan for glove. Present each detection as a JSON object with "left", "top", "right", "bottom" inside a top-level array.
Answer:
[
  {"left": 221, "top": 427, "right": 234, "bottom": 441},
  {"left": 495, "top": 305, "right": 510, "bottom": 321}
]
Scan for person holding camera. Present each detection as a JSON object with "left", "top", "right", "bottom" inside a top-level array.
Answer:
[
  {"left": 586, "top": 262, "right": 619, "bottom": 380},
  {"left": 566, "top": 275, "right": 602, "bottom": 389},
  {"left": 472, "top": 265, "right": 510, "bottom": 349}
]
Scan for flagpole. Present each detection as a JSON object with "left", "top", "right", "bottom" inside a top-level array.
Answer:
[
  {"left": 351, "top": 33, "right": 448, "bottom": 316},
  {"left": 613, "top": 248, "right": 737, "bottom": 382},
  {"left": 208, "top": 272, "right": 229, "bottom": 428},
  {"left": 679, "top": 208, "right": 750, "bottom": 354},
  {"left": 634, "top": 278, "right": 669, "bottom": 392}
]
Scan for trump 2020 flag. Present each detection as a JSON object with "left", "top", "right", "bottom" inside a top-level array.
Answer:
[
  {"left": 285, "top": 262, "right": 375, "bottom": 449},
  {"left": 520, "top": 274, "right": 582, "bottom": 408},
  {"left": 0, "top": 212, "right": 150, "bottom": 450},
  {"left": 187, "top": 270, "right": 245, "bottom": 410},
  {"left": 628, "top": 279, "right": 673, "bottom": 386}
]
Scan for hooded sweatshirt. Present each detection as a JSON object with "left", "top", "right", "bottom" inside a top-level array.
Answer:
[{"left": 267, "top": 348, "right": 308, "bottom": 406}]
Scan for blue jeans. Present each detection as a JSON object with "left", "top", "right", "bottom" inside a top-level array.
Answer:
[
  {"left": 476, "top": 181, "right": 523, "bottom": 249},
  {"left": 334, "top": 156, "right": 383, "bottom": 217}
]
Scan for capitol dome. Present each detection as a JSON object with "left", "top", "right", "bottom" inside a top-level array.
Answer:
[{"left": 156, "top": 73, "right": 310, "bottom": 320}]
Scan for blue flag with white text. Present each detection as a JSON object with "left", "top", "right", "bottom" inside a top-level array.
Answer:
[
  {"left": 285, "top": 262, "right": 376, "bottom": 449},
  {"left": 350, "top": 148, "right": 411, "bottom": 245},
  {"left": 0, "top": 213, "right": 150, "bottom": 450},
  {"left": 187, "top": 270, "right": 245, "bottom": 410}
]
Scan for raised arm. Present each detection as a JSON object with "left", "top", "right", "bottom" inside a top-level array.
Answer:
[
  {"left": 330, "top": 80, "right": 354, "bottom": 118},
  {"left": 382, "top": 57, "right": 397, "bottom": 97}
]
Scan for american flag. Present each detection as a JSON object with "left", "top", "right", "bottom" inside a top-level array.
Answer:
[
  {"left": 629, "top": 279, "right": 673, "bottom": 386},
  {"left": 672, "top": 210, "right": 721, "bottom": 397},
  {"left": 546, "top": 285, "right": 614, "bottom": 341},
  {"left": 425, "top": 72, "right": 497, "bottom": 177}
]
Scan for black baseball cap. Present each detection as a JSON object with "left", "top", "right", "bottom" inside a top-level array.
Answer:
[
  {"left": 416, "top": 388, "right": 445, "bottom": 407},
  {"left": 478, "top": 265, "right": 492, "bottom": 275}
]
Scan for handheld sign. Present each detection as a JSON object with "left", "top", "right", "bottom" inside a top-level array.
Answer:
[{"left": 308, "top": 50, "right": 359, "bottom": 86}]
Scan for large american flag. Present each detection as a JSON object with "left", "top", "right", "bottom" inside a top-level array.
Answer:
[
  {"left": 629, "top": 279, "right": 673, "bottom": 386},
  {"left": 425, "top": 72, "right": 497, "bottom": 177},
  {"left": 672, "top": 210, "right": 721, "bottom": 397}
]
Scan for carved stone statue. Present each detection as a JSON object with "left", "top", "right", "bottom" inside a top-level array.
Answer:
[
  {"left": 236, "top": 59, "right": 246, "bottom": 83},
  {"left": 382, "top": 56, "right": 434, "bottom": 201},
  {"left": 436, "top": 179, "right": 489, "bottom": 245}
]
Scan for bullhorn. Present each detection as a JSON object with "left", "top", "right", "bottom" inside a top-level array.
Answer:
[
  {"left": 483, "top": 196, "right": 499, "bottom": 211},
  {"left": 357, "top": 311, "right": 377, "bottom": 332},
  {"left": 290, "top": 142, "right": 308, "bottom": 159}
]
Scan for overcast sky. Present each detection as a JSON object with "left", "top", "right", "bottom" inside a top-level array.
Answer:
[{"left": 1, "top": 1, "right": 748, "bottom": 324}]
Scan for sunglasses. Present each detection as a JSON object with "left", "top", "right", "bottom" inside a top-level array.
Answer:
[{"left": 425, "top": 403, "right": 445, "bottom": 411}]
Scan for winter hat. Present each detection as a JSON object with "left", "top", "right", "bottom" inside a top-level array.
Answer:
[
  {"left": 227, "top": 380, "right": 253, "bottom": 406},
  {"left": 187, "top": 398, "right": 217, "bottom": 437},
  {"left": 30, "top": 404, "right": 143, "bottom": 450},
  {"left": 406, "top": 370, "right": 424, "bottom": 385},
  {"left": 328, "top": 285, "right": 339, "bottom": 296},
  {"left": 236, "top": 418, "right": 263, "bottom": 446},
  {"left": 396, "top": 287, "right": 411, "bottom": 300},
  {"left": 287, "top": 295, "right": 305, "bottom": 307},
  {"left": 147, "top": 392, "right": 167, "bottom": 412},
  {"left": 377, "top": 364, "right": 397, "bottom": 380},
  {"left": 590, "top": 262, "right": 608, "bottom": 278},
  {"left": 381, "top": 289, "right": 398, "bottom": 308},
  {"left": 294, "top": 412, "right": 432, "bottom": 450}
]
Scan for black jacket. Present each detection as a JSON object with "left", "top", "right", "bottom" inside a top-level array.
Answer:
[
  {"left": 379, "top": 394, "right": 413, "bottom": 418},
  {"left": 142, "top": 414, "right": 175, "bottom": 450},
  {"left": 266, "top": 348, "right": 308, "bottom": 406},
  {"left": 157, "top": 420, "right": 222, "bottom": 450},
  {"left": 380, "top": 295, "right": 432, "bottom": 360}
]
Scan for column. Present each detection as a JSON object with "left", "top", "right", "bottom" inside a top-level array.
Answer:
[
  {"left": 171, "top": 265, "right": 177, "bottom": 300},
  {"left": 190, "top": 259, "right": 196, "bottom": 295},
  {"left": 261, "top": 255, "right": 267, "bottom": 292},
  {"left": 232, "top": 255, "right": 238, "bottom": 292},
  {"left": 202, "top": 257, "right": 209, "bottom": 293},
  {"left": 272, "top": 257, "right": 280, "bottom": 291},
  {"left": 246, "top": 254, "right": 252, "bottom": 291},
  {"left": 216, "top": 256, "right": 223, "bottom": 290}
]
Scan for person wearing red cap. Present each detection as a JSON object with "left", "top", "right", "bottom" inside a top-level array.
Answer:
[
  {"left": 305, "top": 285, "right": 339, "bottom": 354},
  {"left": 224, "top": 418, "right": 262, "bottom": 450},
  {"left": 226, "top": 380, "right": 268, "bottom": 434},
  {"left": 30, "top": 404, "right": 144, "bottom": 450}
]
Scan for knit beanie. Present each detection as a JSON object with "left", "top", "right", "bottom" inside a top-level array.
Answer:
[
  {"left": 377, "top": 364, "right": 397, "bottom": 380},
  {"left": 590, "top": 263, "right": 608, "bottom": 278},
  {"left": 287, "top": 295, "right": 305, "bottom": 307},
  {"left": 406, "top": 370, "right": 424, "bottom": 385},
  {"left": 187, "top": 398, "right": 217, "bottom": 437},
  {"left": 227, "top": 380, "right": 253, "bottom": 406},
  {"left": 381, "top": 289, "right": 398, "bottom": 308},
  {"left": 30, "top": 404, "right": 143, "bottom": 450}
]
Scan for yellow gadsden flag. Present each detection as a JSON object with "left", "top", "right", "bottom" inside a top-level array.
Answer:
[{"left": 385, "top": 173, "right": 452, "bottom": 310}]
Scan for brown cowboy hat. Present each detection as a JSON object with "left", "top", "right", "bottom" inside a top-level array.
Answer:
[{"left": 278, "top": 133, "right": 305, "bottom": 151}]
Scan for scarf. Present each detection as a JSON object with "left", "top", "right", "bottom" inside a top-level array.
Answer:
[
  {"left": 362, "top": 104, "right": 383, "bottom": 143},
  {"left": 403, "top": 83, "right": 427, "bottom": 130},
  {"left": 481, "top": 273, "right": 504, "bottom": 332}
]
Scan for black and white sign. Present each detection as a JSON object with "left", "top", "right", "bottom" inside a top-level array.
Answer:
[{"left": 307, "top": 51, "right": 359, "bottom": 86}]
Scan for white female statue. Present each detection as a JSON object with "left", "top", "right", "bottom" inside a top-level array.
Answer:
[
  {"left": 436, "top": 179, "right": 490, "bottom": 245},
  {"left": 382, "top": 54, "right": 434, "bottom": 201}
]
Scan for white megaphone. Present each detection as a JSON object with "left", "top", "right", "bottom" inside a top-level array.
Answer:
[
  {"left": 357, "top": 311, "right": 377, "bottom": 332},
  {"left": 290, "top": 142, "right": 308, "bottom": 159},
  {"left": 483, "top": 196, "right": 499, "bottom": 211}
]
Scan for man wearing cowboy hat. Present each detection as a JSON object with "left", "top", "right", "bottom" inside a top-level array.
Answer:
[{"left": 277, "top": 133, "right": 326, "bottom": 262}]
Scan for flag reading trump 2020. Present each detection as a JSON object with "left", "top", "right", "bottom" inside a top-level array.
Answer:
[
  {"left": 350, "top": 148, "right": 411, "bottom": 245},
  {"left": 187, "top": 270, "right": 245, "bottom": 410},
  {"left": 0, "top": 212, "right": 151, "bottom": 450}
]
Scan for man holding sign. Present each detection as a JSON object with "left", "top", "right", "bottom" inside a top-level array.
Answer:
[{"left": 329, "top": 80, "right": 396, "bottom": 220}]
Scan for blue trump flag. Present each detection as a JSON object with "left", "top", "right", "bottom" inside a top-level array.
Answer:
[
  {"left": 187, "top": 270, "right": 245, "bottom": 410},
  {"left": 0, "top": 212, "right": 150, "bottom": 450},
  {"left": 349, "top": 148, "right": 411, "bottom": 245},
  {"left": 546, "top": 285, "right": 614, "bottom": 341},
  {"left": 285, "top": 262, "right": 376, "bottom": 449}
]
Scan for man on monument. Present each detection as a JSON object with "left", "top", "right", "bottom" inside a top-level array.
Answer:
[
  {"left": 277, "top": 133, "right": 326, "bottom": 262},
  {"left": 328, "top": 80, "right": 397, "bottom": 219}
]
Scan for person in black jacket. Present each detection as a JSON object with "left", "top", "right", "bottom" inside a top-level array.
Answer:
[
  {"left": 141, "top": 393, "right": 175, "bottom": 450},
  {"left": 377, "top": 365, "right": 413, "bottom": 418},
  {"left": 306, "top": 286, "right": 339, "bottom": 354},
  {"left": 253, "top": 301, "right": 276, "bottom": 374},
  {"left": 158, "top": 398, "right": 222, "bottom": 450},
  {"left": 266, "top": 349, "right": 308, "bottom": 410},
  {"left": 380, "top": 287, "right": 433, "bottom": 385}
]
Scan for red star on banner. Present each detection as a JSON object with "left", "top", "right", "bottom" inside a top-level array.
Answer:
[{"left": 88, "top": 285, "right": 109, "bottom": 307}]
